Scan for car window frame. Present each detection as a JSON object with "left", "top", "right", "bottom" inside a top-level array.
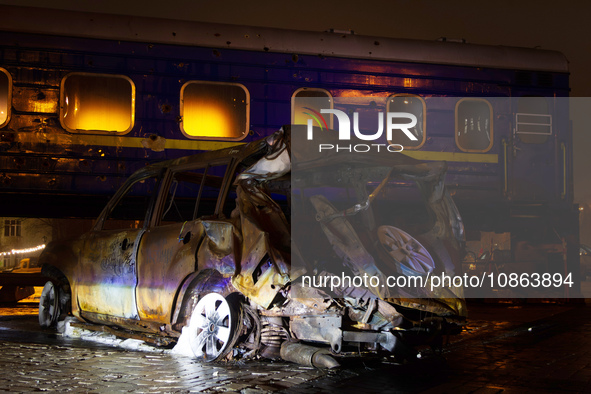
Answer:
[
  {"left": 151, "top": 156, "right": 238, "bottom": 227},
  {"left": 93, "top": 167, "right": 164, "bottom": 231}
]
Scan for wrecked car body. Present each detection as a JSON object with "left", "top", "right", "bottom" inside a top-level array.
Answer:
[{"left": 39, "top": 126, "right": 466, "bottom": 367}]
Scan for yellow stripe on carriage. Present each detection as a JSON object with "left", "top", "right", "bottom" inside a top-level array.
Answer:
[
  {"left": 401, "top": 150, "right": 498, "bottom": 163},
  {"left": 15, "top": 132, "right": 497, "bottom": 162},
  {"left": 16, "top": 133, "right": 244, "bottom": 151}
]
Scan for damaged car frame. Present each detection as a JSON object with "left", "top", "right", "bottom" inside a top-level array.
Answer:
[{"left": 39, "top": 126, "right": 466, "bottom": 367}]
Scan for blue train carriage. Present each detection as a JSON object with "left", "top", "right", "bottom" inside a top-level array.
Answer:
[{"left": 0, "top": 5, "right": 578, "bottom": 292}]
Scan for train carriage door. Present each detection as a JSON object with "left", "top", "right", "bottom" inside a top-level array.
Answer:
[{"left": 509, "top": 97, "right": 556, "bottom": 202}]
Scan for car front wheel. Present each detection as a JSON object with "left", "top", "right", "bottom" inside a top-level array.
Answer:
[{"left": 186, "top": 293, "right": 241, "bottom": 362}]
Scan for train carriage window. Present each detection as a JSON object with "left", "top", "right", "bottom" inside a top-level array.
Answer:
[
  {"left": 455, "top": 98, "right": 493, "bottom": 152},
  {"left": 387, "top": 94, "right": 426, "bottom": 149},
  {"left": 180, "top": 81, "right": 249, "bottom": 140},
  {"left": 516, "top": 97, "right": 551, "bottom": 144},
  {"left": 0, "top": 68, "right": 11, "bottom": 128},
  {"left": 291, "top": 88, "right": 333, "bottom": 128},
  {"left": 60, "top": 73, "right": 135, "bottom": 134}
]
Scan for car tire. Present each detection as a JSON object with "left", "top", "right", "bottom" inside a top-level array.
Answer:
[
  {"left": 186, "top": 292, "right": 242, "bottom": 362},
  {"left": 39, "top": 281, "right": 60, "bottom": 328},
  {"left": 377, "top": 225, "right": 436, "bottom": 276}
]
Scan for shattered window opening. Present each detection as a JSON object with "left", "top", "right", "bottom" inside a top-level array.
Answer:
[
  {"left": 0, "top": 68, "right": 10, "bottom": 128},
  {"left": 102, "top": 175, "right": 158, "bottom": 230},
  {"left": 455, "top": 98, "right": 493, "bottom": 152},
  {"left": 162, "top": 180, "right": 180, "bottom": 220},
  {"left": 60, "top": 72, "right": 135, "bottom": 134},
  {"left": 180, "top": 81, "right": 249, "bottom": 140},
  {"left": 193, "top": 164, "right": 210, "bottom": 220},
  {"left": 160, "top": 164, "right": 229, "bottom": 224}
]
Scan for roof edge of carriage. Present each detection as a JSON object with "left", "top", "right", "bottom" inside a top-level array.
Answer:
[{"left": 0, "top": 4, "right": 569, "bottom": 74}]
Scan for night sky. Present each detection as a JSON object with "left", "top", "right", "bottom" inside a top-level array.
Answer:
[{"left": 1, "top": 0, "right": 590, "bottom": 212}]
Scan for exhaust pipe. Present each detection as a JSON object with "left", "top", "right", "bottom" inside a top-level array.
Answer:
[{"left": 280, "top": 341, "right": 340, "bottom": 369}]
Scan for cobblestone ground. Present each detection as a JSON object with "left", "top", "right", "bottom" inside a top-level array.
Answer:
[
  {"left": 0, "top": 341, "right": 331, "bottom": 393},
  {"left": 0, "top": 302, "right": 590, "bottom": 393}
]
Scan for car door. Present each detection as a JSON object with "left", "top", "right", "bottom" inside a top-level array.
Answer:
[
  {"left": 136, "top": 162, "right": 233, "bottom": 323},
  {"left": 76, "top": 172, "right": 159, "bottom": 320}
]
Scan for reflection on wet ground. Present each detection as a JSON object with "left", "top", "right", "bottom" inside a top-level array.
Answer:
[{"left": 0, "top": 301, "right": 589, "bottom": 393}]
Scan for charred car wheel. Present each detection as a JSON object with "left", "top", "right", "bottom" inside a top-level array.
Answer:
[
  {"left": 39, "top": 281, "right": 60, "bottom": 328},
  {"left": 187, "top": 293, "right": 240, "bottom": 361},
  {"left": 377, "top": 225, "right": 436, "bottom": 276}
]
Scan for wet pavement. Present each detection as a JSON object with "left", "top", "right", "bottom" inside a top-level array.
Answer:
[{"left": 0, "top": 301, "right": 590, "bottom": 393}]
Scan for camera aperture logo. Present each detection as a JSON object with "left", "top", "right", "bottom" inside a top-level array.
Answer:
[{"left": 305, "top": 108, "right": 417, "bottom": 153}]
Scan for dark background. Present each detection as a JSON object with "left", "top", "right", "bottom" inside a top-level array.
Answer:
[{"left": 1, "top": 0, "right": 590, "bottom": 240}]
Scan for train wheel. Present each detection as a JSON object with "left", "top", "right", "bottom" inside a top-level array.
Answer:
[
  {"left": 39, "top": 281, "right": 60, "bottom": 328},
  {"left": 187, "top": 293, "right": 240, "bottom": 362}
]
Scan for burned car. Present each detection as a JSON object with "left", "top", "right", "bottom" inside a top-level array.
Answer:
[{"left": 38, "top": 127, "right": 466, "bottom": 367}]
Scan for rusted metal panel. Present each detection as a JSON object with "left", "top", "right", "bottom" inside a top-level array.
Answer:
[
  {"left": 77, "top": 229, "right": 143, "bottom": 319},
  {"left": 196, "top": 221, "right": 237, "bottom": 276},
  {"left": 136, "top": 221, "right": 204, "bottom": 322},
  {"left": 228, "top": 133, "right": 292, "bottom": 308},
  {"left": 290, "top": 315, "right": 343, "bottom": 352},
  {"left": 12, "top": 86, "right": 59, "bottom": 114}
]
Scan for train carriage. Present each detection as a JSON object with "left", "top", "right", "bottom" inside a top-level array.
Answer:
[{"left": 0, "top": 5, "right": 579, "bottom": 291}]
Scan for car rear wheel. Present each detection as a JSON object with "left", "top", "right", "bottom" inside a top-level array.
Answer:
[
  {"left": 39, "top": 281, "right": 59, "bottom": 328},
  {"left": 377, "top": 225, "right": 435, "bottom": 276},
  {"left": 187, "top": 293, "right": 240, "bottom": 362}
]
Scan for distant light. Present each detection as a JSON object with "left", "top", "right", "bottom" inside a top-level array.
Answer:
[
  {"left": 580, "top": 207, "right": 585, "bottom": 211},
  {"left": 0, "top": 244, "right": 46, "bottom": 256}
]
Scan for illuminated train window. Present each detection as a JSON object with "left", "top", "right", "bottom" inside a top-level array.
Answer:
[
  {"left": 180, "top": 81, "right": 249, "bottom": 140},
  {"left": 60, "top": 73, "right": 135, "bottom": 133},
  {"left": 291, "top": 88, "right": 333, "bottom": 128},
  {"left": 455, "top": 98, "right": 493, "bottom": 152},
  {"left": 0, "top": 68, "right": 11, "bottom": 128},
  {"left": 516, "top": 97, "right": 551, "bottom": 144},
  {"left": 387, "top": 94, "right": 426, "bottom": 149}
]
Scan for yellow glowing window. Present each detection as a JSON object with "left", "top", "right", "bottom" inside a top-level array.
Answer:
[
  {"left": 387, "top": 94, "right": 426, "bottom": 149},
  {"left": 291, "top": 88, "right": 333, "bottom": 128},
  {"left": 0, "top": 68, "right": 11, "bottom": 128},
  {"left": 60, "top": 73, "right": 135, "bottom": 133},
  {"left": 180, "top": 81, "right": 249, "bottom": 140}
]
